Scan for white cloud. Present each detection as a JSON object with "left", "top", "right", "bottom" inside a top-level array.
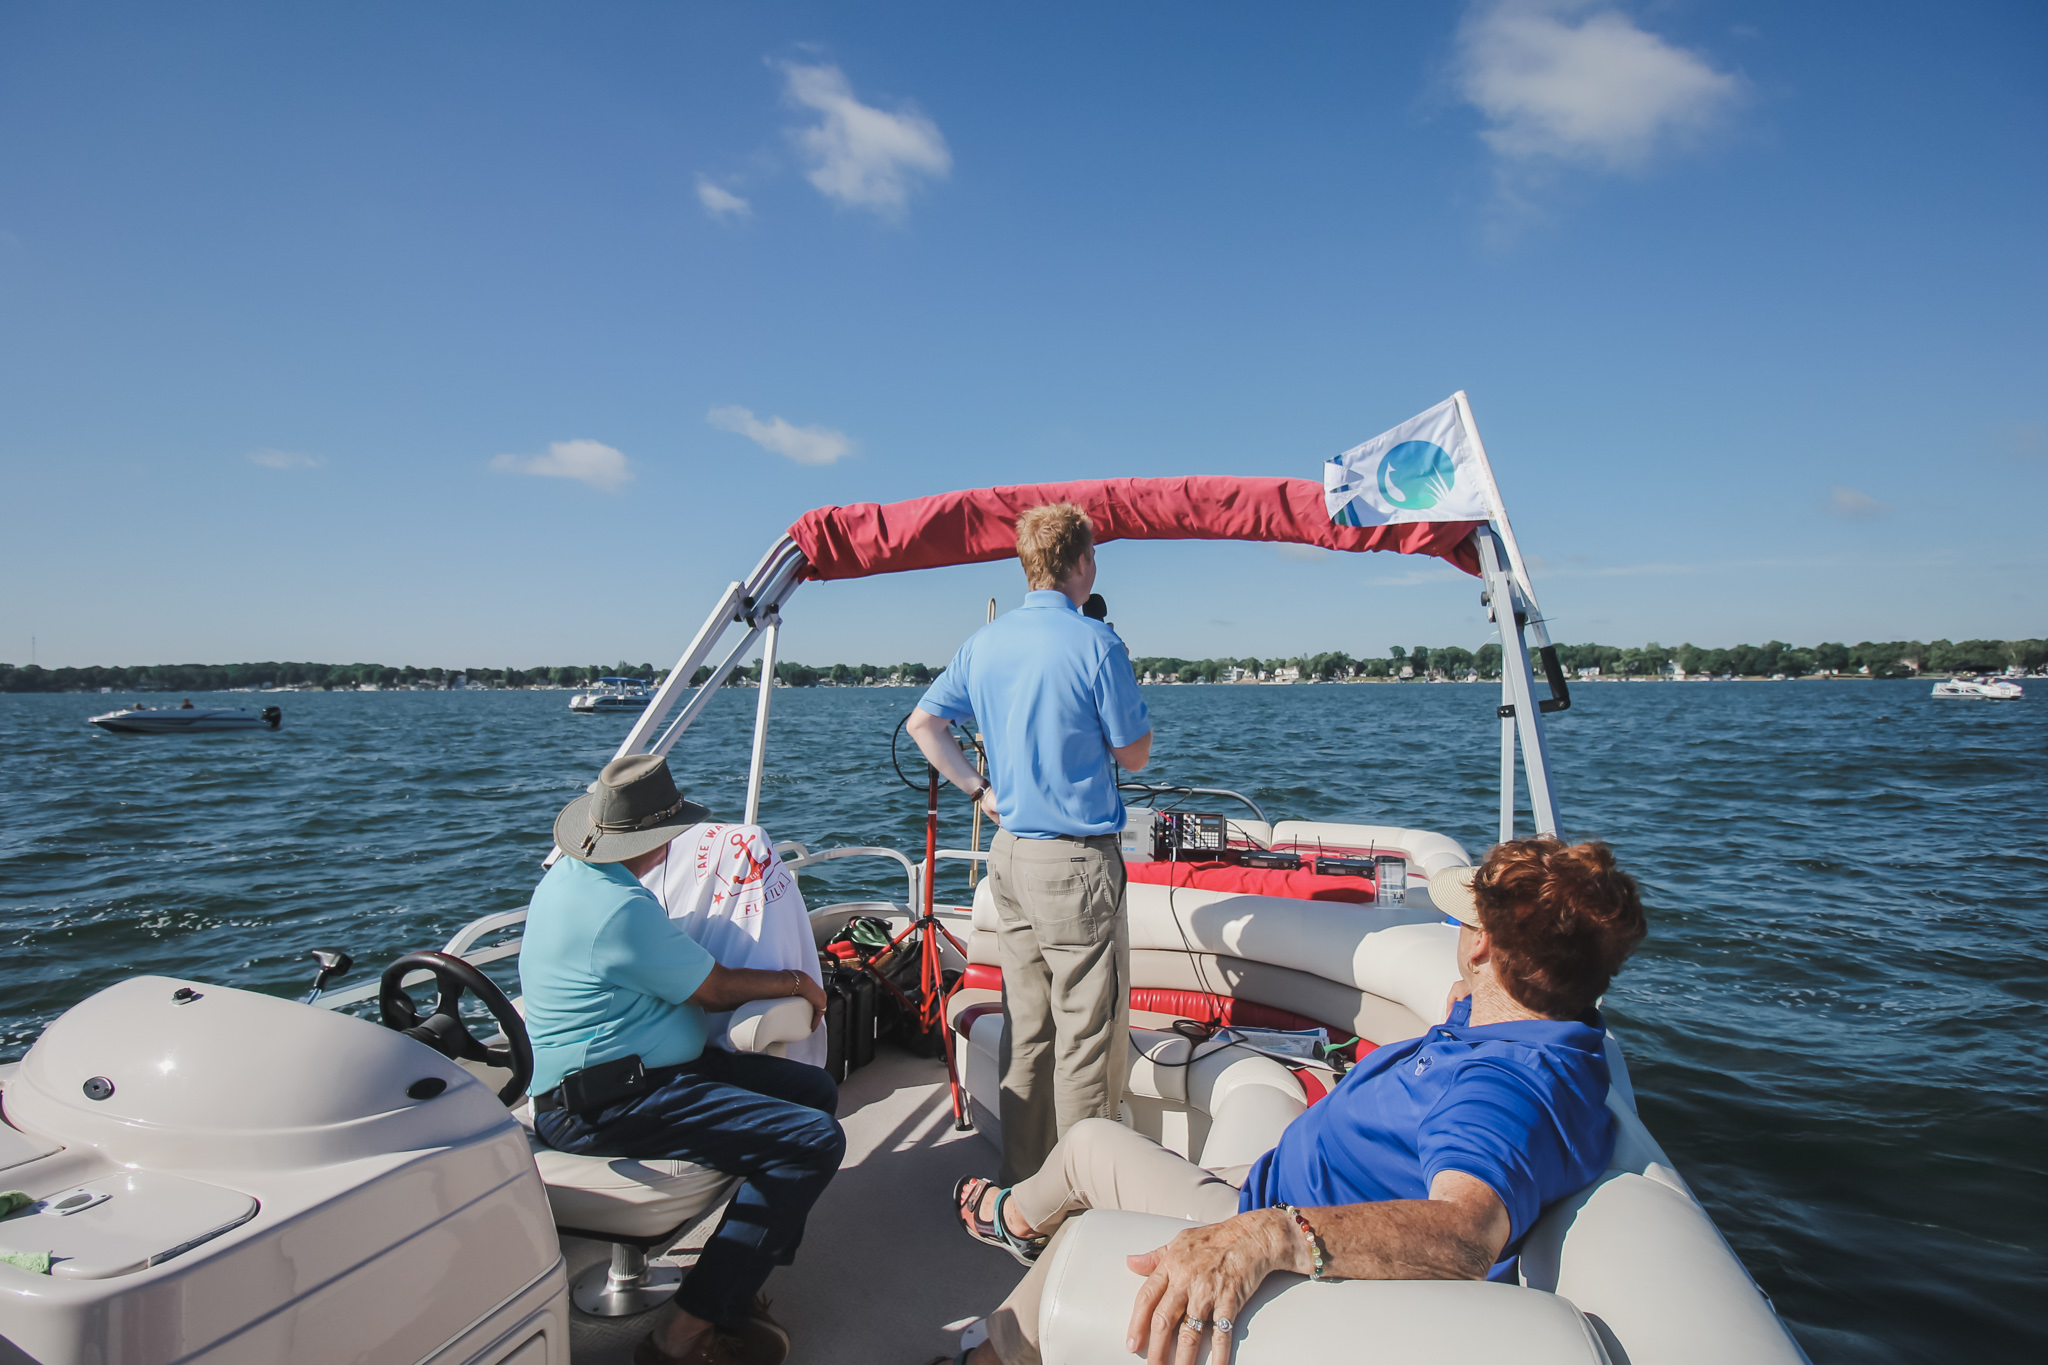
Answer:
[
  {"left": 1456, "top": 1, "right": 1740, "bottom": 171},
  {"left": 707, "top": 406, "right": 854, "bottom": 466},
  {"left": 489, "top": 439, "right": 633, "bottom": 492},
  {"left": 779, "top": 61, "right": 951, "bottom": 215},
  {"left": 249, "top": 449, "right": 321, "bottom": 469},
  {"left": 1275, "top": 543, "right": 1331, "bottom": 562},
  {"left": 1826, "top": 486, "right": 1886, "bottom": 520},
  {"left": 696, "top": 176, "right": 751, "bottom": 219}
]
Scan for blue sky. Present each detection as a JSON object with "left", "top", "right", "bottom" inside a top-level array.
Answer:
[{"left": 3, "top": 2, "right": 2042, "bottom": 671}]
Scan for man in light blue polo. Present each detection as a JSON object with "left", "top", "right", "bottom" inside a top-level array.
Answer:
[{"left": 908, "top": 502, "right": 1153, "bottom": 1184}]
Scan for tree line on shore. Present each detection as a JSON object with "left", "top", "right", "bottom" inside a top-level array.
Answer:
[
  {"left": 0, "top": 660, "right": 663, "bottom": 693},
  {"left": 4, "top": 636, "right": 2041, "bottom": 694},
  {"left": 1128, "top": 637, "right": 2047, "bottom": 684}
]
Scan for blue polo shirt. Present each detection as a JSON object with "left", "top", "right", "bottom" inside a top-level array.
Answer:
[
  {"left": 918, "top": 590, "right": 1151, "bottom": 839},
  {"left": 1238, "top": 996, "right": 1614, "bottom": 1275},
  {"left": 517, "top": 856, "right": 718, "bottom": 1096}
]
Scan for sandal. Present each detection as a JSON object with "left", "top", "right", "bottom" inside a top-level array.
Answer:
[
  {"left": 950, "top": 1174, "right": 1046, "bottom": 1266},
  {"left": 952, "top": 1175, "right": 1005, "bottom": 1249}
]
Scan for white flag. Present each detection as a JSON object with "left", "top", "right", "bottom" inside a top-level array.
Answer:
[{"left": 1324, "top": 395, "right": 1492, "bottom": 527}]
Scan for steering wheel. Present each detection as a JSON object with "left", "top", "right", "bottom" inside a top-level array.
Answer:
[{"left": 379, "top": 950, "right": 534, "bottom": 1106}]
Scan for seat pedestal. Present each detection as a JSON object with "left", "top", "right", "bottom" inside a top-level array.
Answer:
[{"left": 572, "top": 1242, "right": 685, "bottom": 1317}]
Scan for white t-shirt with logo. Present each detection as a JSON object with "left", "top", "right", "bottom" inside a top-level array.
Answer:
[{"left": 639, "top": 823, "right": 827, "bottom": 1069}]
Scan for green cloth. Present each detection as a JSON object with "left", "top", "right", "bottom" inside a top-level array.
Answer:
[{"left": 0, "top": 1191, "right": 52, "bottom": 1274}]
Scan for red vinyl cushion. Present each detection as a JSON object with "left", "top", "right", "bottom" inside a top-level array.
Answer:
[
  {"left": 1128, "top": 987, "right": 1335, "bottom": 1037},
  {"left": 1291, "top": 1067, "right": 1330, "bottom": 1106},
  {"left": 951, "top": 1000, "right": 1005, "bottom": 1040},
  {"left": 1125, "top": 859, "right": 1376, "bottom": 903},
  {"left": 961, "top": 962, "right": 1003, "bottom": 993}
]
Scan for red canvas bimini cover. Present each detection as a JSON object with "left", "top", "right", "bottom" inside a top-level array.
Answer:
[{"left": 789, "top": 476, "right": 1481, "bottom": 581}]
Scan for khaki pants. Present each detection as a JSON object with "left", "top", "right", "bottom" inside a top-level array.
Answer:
[
  {"left": 985, "top": 1119, "right": 1247, "bottom": 1365},
  {"left": 988, "top": 829, "right": 1130, "bottom": 1185}
]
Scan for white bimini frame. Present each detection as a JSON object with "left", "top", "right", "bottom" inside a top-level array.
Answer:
[{"left": 607, "top": 390, "right": 1570, "bottom": 852}]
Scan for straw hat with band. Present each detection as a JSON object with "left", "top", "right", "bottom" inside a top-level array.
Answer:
[
  {"left": 553, "top": 754, "right": 710, "bottom": 863},
  {"left": 1428, "top": 865, "right": 1487, "bottom": 930}
]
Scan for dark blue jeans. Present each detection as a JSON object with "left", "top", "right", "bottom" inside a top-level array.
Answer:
[{"left": 535, "top": 1049, "right": 845, "bottom": 1327}]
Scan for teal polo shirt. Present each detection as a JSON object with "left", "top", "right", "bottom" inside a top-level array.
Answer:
[
  {"left": 918, "top": 589, "right": 1151, "bottom": 839},
  {"left": 517, "top": 855, "right": 717, "bottom": 1096}
]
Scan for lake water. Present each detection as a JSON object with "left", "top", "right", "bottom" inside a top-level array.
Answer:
[{"left": 1, "top": 681, "right": 2041, "bottom": 1362}]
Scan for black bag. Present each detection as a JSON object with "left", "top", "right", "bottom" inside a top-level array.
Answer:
[
  {"left": 821, "top": 978, "right": 850, "bottom": 1082},
  {"left": 845, "top": 967, "right": 878, "bottom": 1071},
  {"left": 872, "top": 941, "right": 960, "bottom": 1059},
  {"left": 817, "top": 953, "right": 851, "bottom": 1082}
]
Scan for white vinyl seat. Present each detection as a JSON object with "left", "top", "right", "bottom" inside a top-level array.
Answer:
[
  {"left": 1033, "top": 1059, "right": 1810, "bottom": 1365},
  {"left": 1038, "top": 1210, "right": 1612, "bottom": 1365},
  {"left": 509, "top": 993, "right": 816, "bottom": 1316},
  {"left": 960, "top": 1009, "right": 1307, "bottom": 1168},
  {"left": 523, "top": 1137, "right": 739, "bottom": 1243},
  {"left": 1514, "top": 1087, "right": 1809, "bottom": 1364}
]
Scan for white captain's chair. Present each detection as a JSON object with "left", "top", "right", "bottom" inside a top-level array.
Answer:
[{"left": 518, "top": 994, "right": 818, "bottom": 1317}]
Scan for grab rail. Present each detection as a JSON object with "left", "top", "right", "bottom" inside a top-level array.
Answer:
[
  {"left": 774, "top": 844, "right": 919, "bottom": 906},
  {"left": 309, "top": 841, "right": 925, "bottom": 1011},
  {"left": 1118, "top": 782, "right": 1270, "bottom": 824},
  {"left": 444, "top": 908, "right": 530, "bottom": 959},
  {"left": 306, "top": 937, "right": 524, "bottom": 1013}
]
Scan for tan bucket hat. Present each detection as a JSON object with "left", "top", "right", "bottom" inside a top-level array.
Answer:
[
  {"left": 552, "top": 754, "right": 710, "bottom": 863},
  {"left": 1428, "top": 865, "right": 1486, "bottom": 929}
]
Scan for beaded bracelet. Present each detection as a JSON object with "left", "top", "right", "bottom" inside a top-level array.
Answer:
[{"left": 1275, "top": 1203, "right": 1328, "bottom": 1280}]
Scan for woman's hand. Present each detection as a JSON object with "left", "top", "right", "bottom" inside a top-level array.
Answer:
[
  {"left": 977, "top": 786, "right": 1001, "bottom": 824},
  {"left": 1124, "top": 1209, "right": 1295, "bottom": 1365}
]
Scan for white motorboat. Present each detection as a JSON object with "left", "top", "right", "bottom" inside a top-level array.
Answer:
[
  {"left": 1931, "top": 674, "right": 2024, "bottom": 700},
  {"left": 568, "top": 678, "right": 654, "bottom": 713},
  {"left": 1, "top": 398, "right": 1808, "bottom": 1365},
  {"left": 86, "top": 704, "right": 282, "bottom": 734}
]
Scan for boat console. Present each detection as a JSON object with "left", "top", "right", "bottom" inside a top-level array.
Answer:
[{"left": 0, "top": 977, "right": 566, "bottom": 1365}]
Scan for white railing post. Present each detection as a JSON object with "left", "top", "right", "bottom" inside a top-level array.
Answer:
[
  {"left": 616, "top": 581, "right": 746, "bottom": 760},
  {"left": 744, "top": 618, "right": 780, "bottom": 825},
  {"left": 1477, "top": 527, "right": 1561, "bottom": 838}
]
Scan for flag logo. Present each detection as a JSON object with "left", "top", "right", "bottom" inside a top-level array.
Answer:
[
  {"left": 1325, "top": 395, "right": 1492, "bottom": 527},
  {"left": 1378, "top": 441, "right": 1457, "bottom": 510}
]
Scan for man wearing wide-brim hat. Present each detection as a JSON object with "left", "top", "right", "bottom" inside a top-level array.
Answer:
[{"left": 520, "top": 754, "right": 841, "bottom": 1365}]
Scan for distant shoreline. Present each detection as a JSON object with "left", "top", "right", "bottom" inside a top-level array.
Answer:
[{"left": 5, "top": 630, "right": 2042, "bottom": 696}]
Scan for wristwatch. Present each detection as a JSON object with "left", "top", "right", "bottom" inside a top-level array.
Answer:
[{"left": 971, "top": 782, "right": 991, "bottom": 802}]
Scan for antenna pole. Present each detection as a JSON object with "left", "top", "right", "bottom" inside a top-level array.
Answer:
[{"left": 967, "top": 597, "right": 996, "bottom": 888}]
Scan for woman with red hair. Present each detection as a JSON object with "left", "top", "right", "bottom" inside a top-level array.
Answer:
[{"left": 938, "top": 836, "right": 1647, "bottom": 1365}]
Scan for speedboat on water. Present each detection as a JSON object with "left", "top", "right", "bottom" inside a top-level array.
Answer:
[
  {"left": 86, "top": 703, "right": 282, "bottom": 734},
  {"left": 568, "top": 677, "right": 654, "bottom": 713},
  {"left": 1931, "top": 674, "right": 2024, "bottom": 700},
  {"left": 1, "top": 394, "right": 1807, "bottom": 1365}
]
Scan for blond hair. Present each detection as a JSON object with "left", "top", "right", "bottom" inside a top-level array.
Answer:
[{"left": 1015, "top": 503, "right": 1094, "bottom": 590}]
